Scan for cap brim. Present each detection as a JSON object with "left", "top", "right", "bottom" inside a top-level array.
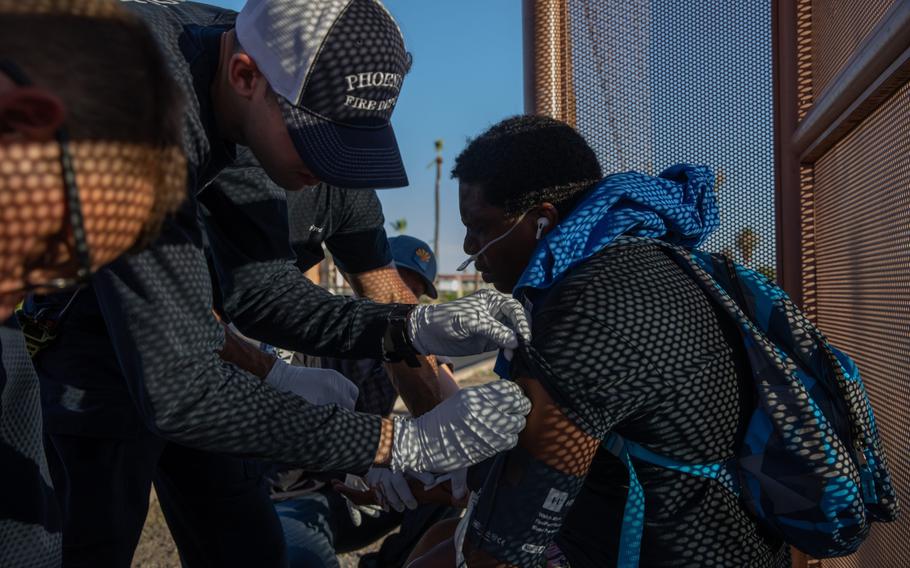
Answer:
[
  {"left": 424, "top": 280, "right": 438, "bottom": 300},
  {"left": 280, "top": 98, "right": 408, "bottom": 190}
]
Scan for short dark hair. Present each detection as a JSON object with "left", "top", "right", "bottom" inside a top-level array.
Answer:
[{"left": 451, "top": 115, "right": 602, "bottom": 216}]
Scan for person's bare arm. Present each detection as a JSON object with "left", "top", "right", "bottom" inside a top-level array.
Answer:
[
  {"left": 346, "top": 263, "right": 443, "bottom": 415},
  {"left": 462, "top": 377, "right": 598, "bottom": 567},
  {"left": 212, "top": 311, "right": 277, "bottom": 379},
  {"left": 502, "top": 377, "right": 600, "bottom": 475},
  {"left": 403, "top": 375, "right": 600, "bottom": 568},
  {"left": 436, "top": 362, "right": 460, "bottom": 399}
]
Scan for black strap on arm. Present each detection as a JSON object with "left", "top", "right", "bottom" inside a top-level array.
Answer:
[{"left": 381, "top": 304, "right": 420, "bottom": 367}]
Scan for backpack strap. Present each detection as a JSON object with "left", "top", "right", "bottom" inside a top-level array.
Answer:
[
  {"left": 603, "top": 433, "right": 646, "bottom": 568},
  {"left": 623, "top": 440, "right": 741, "bottom": 495},
  {"left": 603, "top": 432, "right": 742, "bottom": 568}
]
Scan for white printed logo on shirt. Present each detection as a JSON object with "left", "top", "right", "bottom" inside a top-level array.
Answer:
[{"left": 542, "top": 488, "right": 569, "bottom": 512}]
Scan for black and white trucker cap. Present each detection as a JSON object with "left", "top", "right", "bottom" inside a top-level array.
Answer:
[{"left": 237, "top": 0, "right": 409, "bottom": 189}]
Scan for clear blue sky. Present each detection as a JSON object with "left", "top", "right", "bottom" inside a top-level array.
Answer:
[{"left": 210, "top": 0, "right": 524, "bottom": 273}]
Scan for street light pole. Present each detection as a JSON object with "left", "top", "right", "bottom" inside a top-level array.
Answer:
[{"left": 433, "top": 139, "right": 443, "bottom": 278}]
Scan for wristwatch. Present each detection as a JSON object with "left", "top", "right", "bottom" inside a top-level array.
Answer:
[{"left": 382, "top": 304, "right": 421, "bottom": 367}]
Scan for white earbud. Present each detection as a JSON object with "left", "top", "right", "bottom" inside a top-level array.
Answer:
[{"left": 535, "top": 217, "right": 550, "bottom": 240}]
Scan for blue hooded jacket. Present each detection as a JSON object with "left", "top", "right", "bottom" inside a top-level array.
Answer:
[
  {"left": 516, "top": 163, "right": 719, "bottom": 300},
  {"left": 495, "top": 163, "right": 720, "bottom": 377}
]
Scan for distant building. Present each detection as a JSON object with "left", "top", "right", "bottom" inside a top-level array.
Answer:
[
  {"left": 436, "top": 273, "right": 492, "bottom": 298},
  {"left": 306, "top": 250, "right": 493, "bottom": 301}
]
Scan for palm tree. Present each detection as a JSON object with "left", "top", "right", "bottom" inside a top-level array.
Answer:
[
  {"left": 735, "top": 227, "right": 759, "bottom": 265},
  {"left": 390, "top": 218, "right": 408, "bottom": 234}
]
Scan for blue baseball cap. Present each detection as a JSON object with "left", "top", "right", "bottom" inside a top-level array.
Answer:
[{"left": 389, "top": 235, "right": 437, "bottom": 299}]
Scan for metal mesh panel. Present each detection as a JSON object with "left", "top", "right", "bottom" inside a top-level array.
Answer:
[
  {"left": 810, "top": 0, "right": 896, "bottom": 98},
  {"left": 525, "top": 0, "right": 577, "bottom": 125},
  {"left": 797, "top": 0, "right": 816, "bottom": 120},
  {"left": 797, "top": 0, "right": 818, "bottom": 325},
  {"left": 795, "top": 1, "right": 910, "bottom": 564},
  {"left": 812, "top": 77, "right": 910, "bottom": 568},
  {"left": 799, "top": 165, "right": 818, "bottom": 322},
  {"left": 550, "top": 0, "right": 778, "bottom": 276}
]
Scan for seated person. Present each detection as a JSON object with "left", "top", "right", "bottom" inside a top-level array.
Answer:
[
  {"left": 273, "top": 236, "right": 460, "bottom": 568},
  {"left": 403, "top": 115, "right": 789, "bottom": 567}
]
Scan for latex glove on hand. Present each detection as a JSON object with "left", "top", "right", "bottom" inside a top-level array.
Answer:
[
  {"left": 265, "top": 362, "right": 359, "bottom": 410},
  {"left": 337, "top": 474, "right": 382, "bottom": 527},
  {"left": 390, "top": 380, "right": 531, "bottom": 474},
  {"left": 408, "top": 289, "right": 531, "bottom": 356},
  {"left": 365, "top": 467, "right": 419, "bottom": 512},
  {"left": 421, "top": 469, "right": 468, "bottom": 501}
]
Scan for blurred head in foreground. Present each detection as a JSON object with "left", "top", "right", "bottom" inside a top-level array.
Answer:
[{"left": 0, "top": 0, "right": 187, "bottom": 319}]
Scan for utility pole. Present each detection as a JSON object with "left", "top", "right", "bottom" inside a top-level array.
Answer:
[{"left": 433, "top": 139, "right": 443, "bottom": 275}]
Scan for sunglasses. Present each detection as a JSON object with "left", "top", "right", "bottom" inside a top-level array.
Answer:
[{"left": 0, "top": 58, "right": 92, "bottom": 295}]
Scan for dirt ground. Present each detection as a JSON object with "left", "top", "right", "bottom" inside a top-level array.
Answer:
[
  {"left": 132, "top": 489, "right": 181, "bottom": 568},
  {"left": 130, "top": 363, "right": 495, "bottom": 567}
]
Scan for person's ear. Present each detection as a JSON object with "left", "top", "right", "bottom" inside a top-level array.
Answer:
[
  {"left": 0, "top": 87, "right": 65, "bottom": 141},
  {"left": 226, "top": 52, "right": 265, "bottom": 100}
]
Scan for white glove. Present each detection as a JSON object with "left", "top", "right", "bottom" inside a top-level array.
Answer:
[
  {"left": 390, "top": 380, "right": 531, "bottom": 474},
  {"left": 422, "top": 469, "right": 468, "bottom": 501},
  {"left": 453, "top": 491, "right": 479, "bottom": 568},
  {"left": 408, "top": 289, "right": 531, "bottom": 356},
  {"left": 450, "top": 469, "right": 468, "bottom": 500},
  {"left": 265, "top": 363, "right": 359, "bottom": 410},
  {"left": 365, "top": 467, "right": 418, "bottom": 512},
  {"left": 338, "top": 474, "right": 382, "bottom": 527}
]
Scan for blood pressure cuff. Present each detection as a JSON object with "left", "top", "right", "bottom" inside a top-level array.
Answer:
[{"left": 466, "top": 447, "right": 586, "bottom": 567}]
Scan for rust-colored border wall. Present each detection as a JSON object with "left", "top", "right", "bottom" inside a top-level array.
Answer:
[
  {"left": 775, "top": 1, "right": 910, "bottom": 566},
  {"left": 773, "top": 0, "right": 807, "bottom": 307},
  {"left": 522, "top": 0, "right": 576, "bottom": 126}
]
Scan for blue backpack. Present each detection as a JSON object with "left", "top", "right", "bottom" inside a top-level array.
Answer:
[{"left": 604, "top": 241, "right": 899, "bottom": 567}]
